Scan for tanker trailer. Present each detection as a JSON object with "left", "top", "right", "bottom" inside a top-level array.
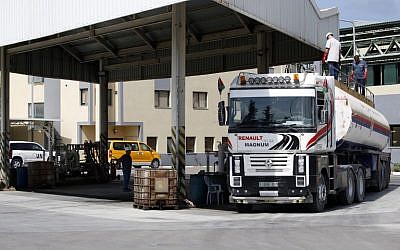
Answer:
[{"left": 218, "top": 72, "right": 391, "bottom": 212}]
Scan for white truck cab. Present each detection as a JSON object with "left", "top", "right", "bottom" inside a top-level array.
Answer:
[
  {"left": 9, "top": 141, "right": 49, "bottom": 168},
  {"left": 218, "top": 72, "right": 391, "bottom": 212}
]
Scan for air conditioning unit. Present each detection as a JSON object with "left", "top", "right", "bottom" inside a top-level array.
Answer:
[{"left": 29, "top": 76, "right": 44, "bottom": 84}]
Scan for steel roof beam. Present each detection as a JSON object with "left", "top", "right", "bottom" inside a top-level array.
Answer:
[
  {"left": 7, "top": 12, "right": 172, "bottom": 55},
  {"left": 341, "top": 34, "right": 400, "bottom": 44},
  {"left": 59, "top": 44, "right": 83, "bottom": 63},
  {"left": 133, "top": 28, "right": 156, "bottom": 50},
  {"left": 103, "top": 44, "right": 256, "bottom": 71},
  {"left": 86, "top": 25, "right": 119, "bottom": 57},
  {"left": 187, "top": 24, "right": 201, "bottom": 43},
  {"left": 83, "top": 26, "right": 268, "bottom": 62},
  {"left": 187, "top": 17, "right": 201, "bottom": 43},
  {"left": 234, "top": 12, "right": 253, "bottom": 34},
  {"left": 93, "top": 36, "right": 118, "bottom": 57},
  {"left": 121, "top": 16, "right": 157, "bottom": 51}
]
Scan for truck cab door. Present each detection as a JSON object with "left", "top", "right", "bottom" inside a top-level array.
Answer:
[{"left": 316, "top": 88, "right": 331, "bottom": 151}]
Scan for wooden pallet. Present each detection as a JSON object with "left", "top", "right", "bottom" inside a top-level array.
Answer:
[{"left": 133, "top": 202, "right": 178, "bottom": 210}]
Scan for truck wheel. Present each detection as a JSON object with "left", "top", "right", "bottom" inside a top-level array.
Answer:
[
  {"left": 236, "top": 204, "right": 253, "bottom": 213},
  {"left": 384, "top": 163, "right": 390, "bottom": 189},
  {"left": 308, "top": 174, "right": 327, "bottom": 212},
  {"left": 354, "top": 169, "right": 365, "bottom": 202},
  {"left": 339, "top": 170, "right": 355, "bottom": 205},
  {"left": 376, "top": 163, "right": 385, "bottom": 192},
  {"left": 11, "top": 158, "right": 23, "bottom": 168}
]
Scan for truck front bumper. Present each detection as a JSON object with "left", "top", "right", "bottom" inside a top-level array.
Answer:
[{"left": 230, "top": 195, "right": 313, "bottom": 204}]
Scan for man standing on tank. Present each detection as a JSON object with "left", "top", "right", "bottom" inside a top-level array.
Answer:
[
  {"left": 350, "top": 55, "right": 368, "bottom": 96},
  {"left": 322, "top": 32, "right": 341, "bottom": 80}
]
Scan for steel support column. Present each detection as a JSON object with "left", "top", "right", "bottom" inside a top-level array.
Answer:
[
  {"left": 257, "top": 31, "right": 271, "bottom": 74},
  {"left": 0, "top": 47, "right": 10, "bottom": 189},
  {"left": 98, "top": 60, "right": 108, "bottom": 166},
  {"left": 171, "top": 3, "right": 186, "bottom": 202}
]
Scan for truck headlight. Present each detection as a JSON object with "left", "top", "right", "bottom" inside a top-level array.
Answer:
[
  {"left": 233, "top": 156, "right": 242, "bottom": 174},
  {"left": 297, "top": 156, "right": 305, "bottom": 174}
]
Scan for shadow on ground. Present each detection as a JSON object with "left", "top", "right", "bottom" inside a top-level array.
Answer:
[
  {"left": 27, "top": 176, "right": 399, "bottom": 213},
  {"left": 34, "top": 180, "right": 132, "bottom": 201}
]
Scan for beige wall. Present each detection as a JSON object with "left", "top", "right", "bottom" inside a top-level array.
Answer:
[
  {"left": 123, "top": 79, "right": 167, "bottom": 148},
  {"left": 82, "top": 125, "right": 139, "bottom": 142},
  {"left": 60, "top": 80, "right": 89, "bottom": 144},
  {"left": 9, "top": 73, "right": 30, "bottom": 119}
]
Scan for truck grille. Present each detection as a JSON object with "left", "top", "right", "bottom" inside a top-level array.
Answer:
[{"left": 244, "top": 154, "right": 293, "bottom": 176}]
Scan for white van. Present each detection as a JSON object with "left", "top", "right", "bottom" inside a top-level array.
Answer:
[{"left": 9, "top": 141, "right": 50, "bottom": 168}]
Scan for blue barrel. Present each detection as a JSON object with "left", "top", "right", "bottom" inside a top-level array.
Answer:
[
  {"left": 9, "top": 168, "right": 17, "bottom": 188},
  {"left": 16, "top": 167, "right": 28, "bottom": 189},
  {"left": 189, "top": 174, "right": 207, "bottom": 206}
]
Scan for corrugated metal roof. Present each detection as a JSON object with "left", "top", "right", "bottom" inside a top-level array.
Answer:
[
  {"left": 0, "top": 0, "right": 186, "bottom": 46},
  {"left": 216, "top": 0, "right": 339, "bottom": 51},
  {"left": 2, "top": 0, "right": 339, "bottom": 82},
  {"left": 1, "top": 0, "right": 338, "bottom": 51}
]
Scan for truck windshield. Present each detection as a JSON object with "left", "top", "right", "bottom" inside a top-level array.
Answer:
[{"left": 229, "top": 96, "right": 315, "bottom": 132}]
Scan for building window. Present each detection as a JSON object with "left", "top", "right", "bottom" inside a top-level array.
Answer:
[
  {"left": 391, "top": 125, "right": 400, "bottom": 147},
  {"left": 28, "top": 103, "right": 44, "bottom": 118},
  {"left": 147, "top": 137, "right": 157, "bottom": 151},
  {"left": 205, "top": 137, "right": 214, "bottom": 152},
  {"left": 193, "top": 92, "right": 207, "bottom": 109},
  {"left": 366, "top": 65, "right": 375, "bottom": 86},
  {"left": 186, "top": 137, "right": 196, "bottom": 153},
  {"left": 383, "top": 64, "right": 398, "bottom": 85},
  {"left": 155, "top": 90, "right": 170, "bottom": 108},
  {"left": 108, "top": 89, "right": 113, "bottom": 106},
  {"left": 222, "top": 137, "right": 229, "bottom": 146},
  {"left": 80, "top": 88, "right": 88, "bottom": 105},
  {"left": 167, "top": 137, "right": 173, "bottom": 154}
]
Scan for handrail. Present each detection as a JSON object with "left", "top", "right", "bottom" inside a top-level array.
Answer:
[{"left": 328, "top": 65, "right": 375, "bottom": 106}]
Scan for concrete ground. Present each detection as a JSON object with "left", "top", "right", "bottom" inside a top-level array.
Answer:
[{"left": 0, "top": 177, "right": 399, "bottom": 250}]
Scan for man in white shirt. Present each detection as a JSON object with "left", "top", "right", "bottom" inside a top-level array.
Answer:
[{"left": 322, "top": 32, "right": 341, "bottom": 80}]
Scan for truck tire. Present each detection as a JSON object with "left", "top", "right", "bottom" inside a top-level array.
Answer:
[
  {"left": 384, "top": 163, "right": 390, "bottom": 189},
  {"left": 338, "top": 170, "right": 355, "bottom": 205},
  {"left": 376, "top": 163, "right": 385, "bottom": 192},
  {"left": 354, "top": 169, "right": 365, "bottom": 202},
  {"left": 236, "top": 204, "right": 253, "bottom": 213},
  {"left": 308, "top": 174, "right": 327, "bottom": 212}
]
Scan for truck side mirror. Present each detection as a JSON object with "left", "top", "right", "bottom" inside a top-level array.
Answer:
[{"left": 218, "top": 101, "right": 226, "bottom": 126}]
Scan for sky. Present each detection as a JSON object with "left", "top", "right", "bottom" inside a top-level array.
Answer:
[{"left": 316, "top": 0, "right": 400, "bottom": 27}]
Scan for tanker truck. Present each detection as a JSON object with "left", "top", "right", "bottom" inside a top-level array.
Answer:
[{"left": 218, "top": 72, "right": 391, "bottom": 212}]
